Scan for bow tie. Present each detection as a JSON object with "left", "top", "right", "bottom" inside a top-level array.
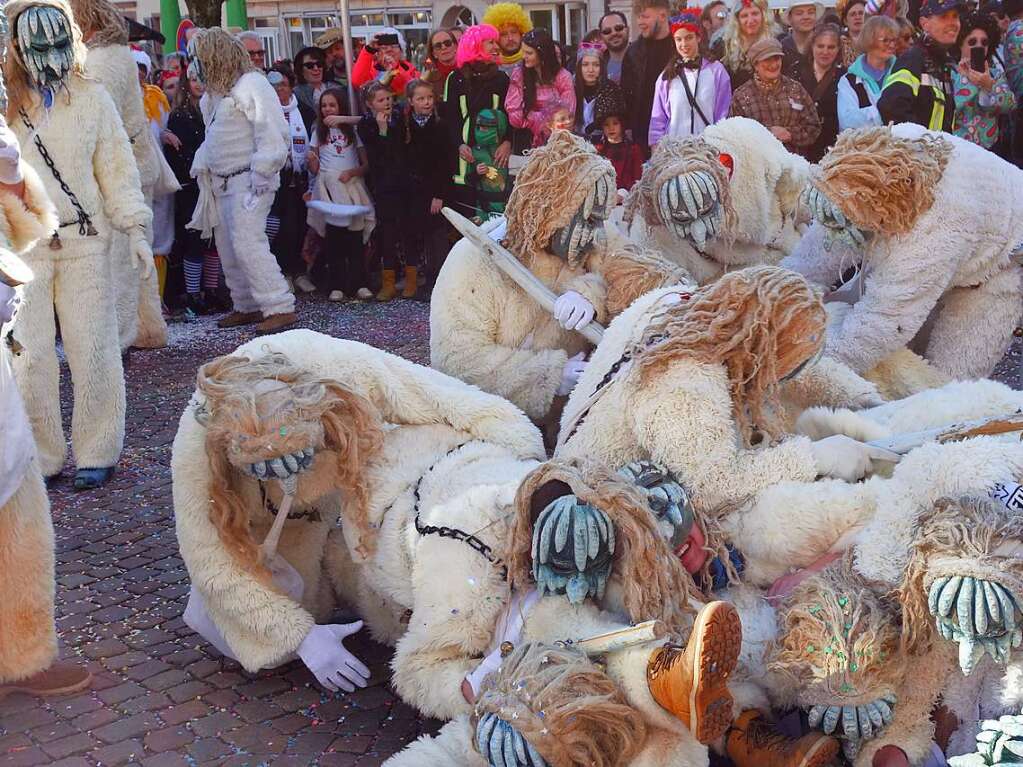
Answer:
[{"left": 677, "top": 58, "right": 702, "bottom": 73}]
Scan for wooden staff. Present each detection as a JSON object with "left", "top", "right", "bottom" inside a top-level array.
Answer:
[
  {"left": 867, "top": 412, "right": 1023, "bottom": 457},
  {"left": 556, "top": 620, "right": 665, "bottom": 656}
]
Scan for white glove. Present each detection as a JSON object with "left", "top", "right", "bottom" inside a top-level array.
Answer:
[
  {"left": 556, "top": 351, "right": 587, "bottom": 396},
  {"left": 809, "top": 434, "right": 899, "bottom": 482},
  {"left": 0, "top": 117, "right": 24, "bottom": 185},
  {"left": 296, "top": 622, "right": 370, "bottom": 693},
  {"left": 129, "top": 229, "right": 155, "bottom": 280},
  {"left": 553, "top": 290, "right": 595, "bottom": 331},
  {"left": 0, "top": 282, "right": 18, "bottom": 325},
  {"left": 250, "top": 170, "right": 276, "bottom": 196}
]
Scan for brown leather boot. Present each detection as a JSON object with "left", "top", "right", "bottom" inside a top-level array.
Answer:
[
  {"left": 402, "top": 266, "right": 418, "bottom": 299},
  {"left": 726, "top": 709, "right": 840, "bottom": 767},
  {"left": 256, "top": 312, "right": 299, "bottom": 334},
  {"left": 0, "top": 661, "right": 92, "bottom": 700},
  {"left": 647, "top": 600, "right": 742, "bottom": 744},
  {"left": 217, "top": 310, "right": 263, "bottom": 328},
  {"left": 376, "top": 269, "right": 397, "bottom": 302}
]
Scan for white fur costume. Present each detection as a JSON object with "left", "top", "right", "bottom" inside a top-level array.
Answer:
[
  {"left": 189, "top": 70, "right": 293, "bottom": 319},
  {"left": 0, "top": 163, "right": 59, "bottom": 684},
  {"left": 82, "top": 42, "right": 166, "bottom": 351},
  {"left": 173, "top": 330, "right": 544, "bottom": 672},
  {"left": 784, "top": 124, "right": 1023, "bottom": 380},
  {"left": 10, "top": 67, "right": 150, "bottom": 476},
  {"left": 626, "top": 118, "right": 809, "bottom": 284}
]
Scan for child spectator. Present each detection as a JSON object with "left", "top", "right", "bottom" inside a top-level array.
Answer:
[
  {"left": 548, "top": 106, "right": 575, "bottom": 133},
  {"left": 468, "top": 108, "right": 511, "bottom": 222},
  {"left": 358, "top": 82, "right": 410, "bottom": 301},
  {"left": 593, "top": 89, "right": 644, "bottom": 192},
  {"left": 402, "top": 79, "right": 452, "bottom": 298},
  {"left": 306, "top": 88, "right": 375, "bottom": 302}
]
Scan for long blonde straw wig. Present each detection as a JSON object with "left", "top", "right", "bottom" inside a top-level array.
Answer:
[
  {"left": 636, "top": 266, "right": 826, "bottom": 443},
  {"left": 813, "top": 126, "right": 952, "bottom": 237},
  {"left": 769, "top": 557, "right": 904, "bottom": 707},
  {"left": 900, "top": 494, "right": 1023, "bottom": 656},
  {"left": 188, "top": 26, "right": 253, "bottom": 96},
  {"left": 473, "top": 642, "right": 646, "bottom": 767},
  {"left": 3, "top": 0, "right": 89, "bottom": 121},
  {"left": 505, "top": 130, "right": 616, "bottom": 263},
  {"left": 195, "top": 352, "right": 384, "bottom": 579},
  {"left": 68, "top": 0, "right": 127, "bottom": 46},
  {"left": 506, "top": 459, "right": 699, "bottom": 634}
]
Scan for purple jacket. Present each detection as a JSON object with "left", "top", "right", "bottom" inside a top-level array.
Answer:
[{"left": 649, "top": 59, "right": 732, "bottom": 146}]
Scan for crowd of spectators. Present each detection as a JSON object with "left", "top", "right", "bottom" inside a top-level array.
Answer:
[{"left": 140, "top": 0, "right": 1023, "bottom": 325}]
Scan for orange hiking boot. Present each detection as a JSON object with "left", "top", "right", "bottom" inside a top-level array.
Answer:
[
  {"left": 217, "top": 310, "right": 262, "bottom": 328},
  {"left": 0, "top": 661, "right": 92, "bottom": 701},
  {"left": 376, "top": 269, "right": 397, "bottom": 302},
  {"left": 256, "top": 312, "right": 299, "bottom": 334},
  {"left": 727, "top": 709, "right": 840, "bottom": 767},
  {"left": 647, "top": 600, "right": 742, "bottom": 744}
]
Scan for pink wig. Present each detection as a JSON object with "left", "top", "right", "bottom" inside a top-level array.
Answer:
[{"left": 456, "top": 24, "right": 500, "bottom": 68}]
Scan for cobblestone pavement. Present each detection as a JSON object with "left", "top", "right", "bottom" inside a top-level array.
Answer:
[{"left": 1, "top": 296, "right": 439, "bottom": 767}]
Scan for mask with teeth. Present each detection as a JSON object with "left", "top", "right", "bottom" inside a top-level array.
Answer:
[
  {"left": 531, "top": 494, "right": 615, "bottom": 604},
  {"left": 657, "top": 169, "right": 725, "bottom": 251},
  {"left": 616, "top": 461, "right": 694, "bottom": 553},
  {"left": 801, "top": 184, "right": 871, "bottom": 252},
  {"left": 548, "top": 171, "right": 613, "bottom": 265},
  {"left": 15, "top": 5, "right": 75, "bottom": 93},
  {"left": 475, "top": 713, "right": 548, "bottom": 767}
]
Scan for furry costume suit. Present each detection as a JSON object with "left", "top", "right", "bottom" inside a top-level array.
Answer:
[
  {"left": 189, "top": 69, "right": 294, "bottom": 319},
  {"left": 8, "top": 1, "right": 151, "bottom": 478},
  {"left": 431, "top": 131, "right": 686, "bottom": 424},
  {"left": 0, "top": 163, "right": 60, "bottom": 685},
  {"left": 784, "top": 123, "right": 1023, "bottom": 381},
  {"left": 625, "top": 118, "right": 810, "bottom": 285},
  {"left": 173, "top": 330, "right": 545, "bottom": 673},
  {"left": 82, "top": 41, "right": 166, "bottom": 351}
]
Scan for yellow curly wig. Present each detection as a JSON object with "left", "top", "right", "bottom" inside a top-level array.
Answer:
[{"left": 482, "top": 2, "right": 533, "bottom": 33}]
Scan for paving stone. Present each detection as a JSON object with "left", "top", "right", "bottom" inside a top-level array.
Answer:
[
  {"left": 92, "top": 712, "right": 160, "bottom": 744},
  {"left": 143, "top": 726, "right": 193, "bottom": 753},
  {"left": 39, "top": 733, "right": 96, "bottom": 761},
  {"left": 158, "top": 699, "right": 210, "bottom": 726},
  {"left": 89, "top": 738, "right": 145, "bottom": 766}
]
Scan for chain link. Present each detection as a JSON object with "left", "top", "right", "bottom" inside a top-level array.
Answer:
[{"left": 20, "top": 109, "right": 96, "bottom": 237}]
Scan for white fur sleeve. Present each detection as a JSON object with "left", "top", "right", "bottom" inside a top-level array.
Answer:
[
  {"left": 630, "top": 361, "right": 819, "bottom": 508},
  {"left": 233, "top": 72, "right": 289, "bottom": 178},
  {"left": 827, "top": 243, "right": 957, "bottom": 375},
  {"left": 171, "top": 408, "right": 314, "bottom": 671},
  {"left": 92, "top": 90, "right": 152, "bottom": 233}
]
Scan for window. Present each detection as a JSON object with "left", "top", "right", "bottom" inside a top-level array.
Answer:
[
  {"left": 529, "top": 7, "right": 558, "bottom": 37},
  {"left": 567, "top": 6, "right": 586, "bottom": 44}
]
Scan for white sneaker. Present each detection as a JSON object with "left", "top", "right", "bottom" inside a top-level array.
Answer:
[
  {"left": 356, "top": 288, "right": 373, "bottom": 300},
  {"left": 295, "top": 275, "right": 317, "bottom": 293},
  {"left": 328, "top": 290, "right": 346, "bottom": 302}
]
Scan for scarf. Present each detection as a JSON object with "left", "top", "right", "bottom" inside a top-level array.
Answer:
[
  {"left": 848, "top": 54, "right": 893, "bottom": 96},
  {"left": 501, "top": 48, "right": 524, "bottom": 67},
  {"left": 753, "top": 73, "right": 782, "bottom": 91}
]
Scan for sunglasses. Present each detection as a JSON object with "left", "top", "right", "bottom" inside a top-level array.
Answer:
[
  {"left": 965, "top": 35, "right": 988, "bottom": 45},
  {"left": 303, "top": 61, "right": 323, "bottom": 69},
  {"left": 601, "top": 23, "right": 626, "bottom": 34},
  {"left": 433, "top": 37, "right": 455, "bottom": 49}
]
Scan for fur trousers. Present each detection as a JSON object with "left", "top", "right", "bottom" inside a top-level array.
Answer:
[
  {"left": 213, "top": 176, "right": 294, "bottom": 318},
  {"left": 112, "top": 231, "right": 138, "bottom": 352},
  {"left": 12, "top": 236, "right": 126, "bottom": 475},
  {"left": 0, "top": 466, "right": 56, "bottom": 683},
  {"left": 922, "top": 266, "right": 1023, "bottom": 380}
]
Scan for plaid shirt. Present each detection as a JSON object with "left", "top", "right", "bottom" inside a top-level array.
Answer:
[{"left": 728, "top": 75, "right": 822, "bottom": 156}]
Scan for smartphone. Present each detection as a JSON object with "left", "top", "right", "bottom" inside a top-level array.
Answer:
[
  {"left": 377, "top": 33, "right": 399, "bottom": 46},
  {"left": 970, "top": 45, "right": 986, "bottom": 72}
]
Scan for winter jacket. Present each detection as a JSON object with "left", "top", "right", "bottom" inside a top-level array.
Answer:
[
  {"left": 621, "top": 34, "right": 677, "bottom": 151},
  {"left": 405, "top": 113, "right": 453, "bottom": 202},
  {"left": 728, "top": 75, "right": 822, "bottom": 156},
  {"left": 506, "top": 67, "right": 576, "bottom": 147},
  {"left": 952, "top": 61, "right": 1016, "bottom": 148},
  {"left": 878, "top": 36, "right": 956, "bottom": 131},
  {"left": 648, "top": 59, "right": 732, "bottom": 145},
  {"left": 596, "top": 139, "right": 645, "bottom": 191},
  {"left": 351, "top": 46, "right": 419, "bottom": 98},
  {"left": 439, "top": 67, "right": 510, "bottom": 192},
  {"left": 165, "top": 103, "right": 205, "bottom": 189},
  {"left": 837, "top": 54, "right": 895, "bottom": 130},
  {"left": 357, "top": 106, "right": 408, "bottom": 201},
  {"left": 795, "top": 61, "right": 844, "bottom": 162}
]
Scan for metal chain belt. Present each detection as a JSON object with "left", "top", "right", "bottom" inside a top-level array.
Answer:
[
  {"left": 20, "top": 109, "right": 97, "bottom": 241},
  {"left": 411, "top": 442, "right": 508, "bottom": 580}
]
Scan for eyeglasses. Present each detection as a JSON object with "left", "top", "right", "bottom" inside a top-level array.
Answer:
[
  {"left": 715, "top": 10, "right": 729, "bottom": 18},
  {"left": 877, "top": 35, "right": 896, "bottom": 44},
  {"left": 433, "top": 37, "right": 455, "bottom": 49},
  {"left": 303, "top": 61, "right": 323, "bottom": 69},
  {"left": 600, "top": 23, "right": 626, "bottom": 34}
]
